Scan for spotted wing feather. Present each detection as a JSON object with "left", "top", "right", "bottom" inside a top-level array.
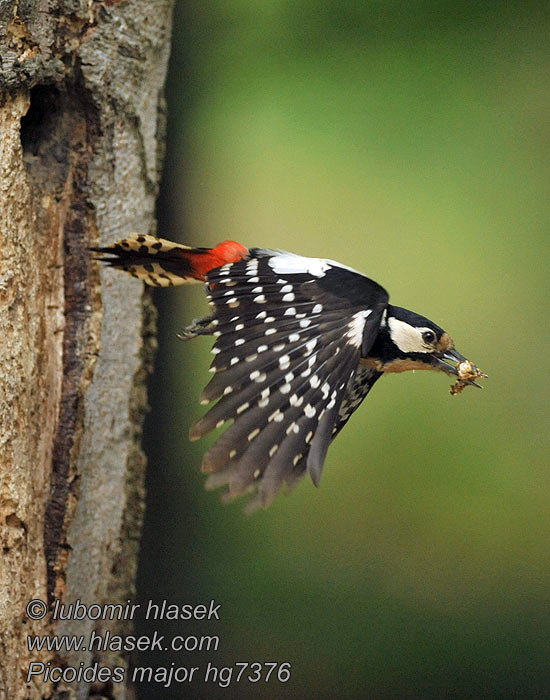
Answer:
[{"left": 194, "top": 249, "right": 389, "bottom": 509}]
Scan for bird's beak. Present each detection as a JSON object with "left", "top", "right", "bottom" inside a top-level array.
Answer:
[{"left": 433, "top": 348, "right": 484, "bottom": 388}]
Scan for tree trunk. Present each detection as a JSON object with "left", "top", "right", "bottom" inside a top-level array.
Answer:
[{"left": 0, "top": 2, "right": 173, "bottom": 698}]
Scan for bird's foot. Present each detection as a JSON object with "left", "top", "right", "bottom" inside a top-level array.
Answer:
[{"left": 177, "top": 316, "right": 216, "bottom": 341}]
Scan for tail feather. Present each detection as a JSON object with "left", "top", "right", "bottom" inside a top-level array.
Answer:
[{"left": 93, "top": 234, "right": 248, "bottom": 287}]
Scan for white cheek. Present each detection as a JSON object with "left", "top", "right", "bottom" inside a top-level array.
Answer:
[{"left": 388, "top": 317, "right": 429, "bottom": 353}]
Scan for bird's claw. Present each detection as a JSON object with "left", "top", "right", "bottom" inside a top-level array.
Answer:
[{"left": 177, "top": 316, "right": 216, "bottom": 341}]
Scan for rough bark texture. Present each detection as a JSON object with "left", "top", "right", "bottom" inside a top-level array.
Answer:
[{"left": 0, "top": 2, "right": 173, "bottom": 698}]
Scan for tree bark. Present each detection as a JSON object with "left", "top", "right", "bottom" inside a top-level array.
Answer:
[{"left": 0, "top": 2, "right": 173, "bottom": 698}]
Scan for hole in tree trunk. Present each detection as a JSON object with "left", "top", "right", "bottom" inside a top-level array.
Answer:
[
  {"left": 20, "top": 84, "right": 77, "bottom": 192},
  {"left": 20, "top": 84, "right": 62, "bottom": 157}
]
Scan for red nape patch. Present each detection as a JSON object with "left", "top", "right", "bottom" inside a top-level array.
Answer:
[{"left": 189, "top": 241, "right": 248, "bottom": 279}]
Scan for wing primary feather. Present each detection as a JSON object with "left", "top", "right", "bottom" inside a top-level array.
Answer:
[
  {"left": 200, "top": 323, "right": 348, "bottom": 403},
  {"left": 209, "top": 309, "right": 345, "bottom": 352},
  {"left": 197, "top": 327, "right": 353, "bottom": 466},
  {"left": 209, "top": 342, "right": 361, "bottom": 505},
  {"left": 306, "top": 350, "right": 358, "bottom": 485}
]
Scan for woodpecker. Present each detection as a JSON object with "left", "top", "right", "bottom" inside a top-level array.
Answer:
[{"left": 94, "top": 235, "right": 486, "bottom": 511}]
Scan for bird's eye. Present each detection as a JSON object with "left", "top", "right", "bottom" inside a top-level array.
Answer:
[{"left": 422, "top": 330, "right": 436, "bottom": 344}]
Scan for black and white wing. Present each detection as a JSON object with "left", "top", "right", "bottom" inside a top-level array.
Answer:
[{"left": 190, "top": 249, "right": 389, "bottom": 511}]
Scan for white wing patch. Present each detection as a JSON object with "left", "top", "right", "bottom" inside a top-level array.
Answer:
[
  {"left": 268, "top": 252, "right": 331, "bottom": 277},
  {"left": 346, "top": 310, "right": 372, "bottom": 347},
  {"left": 267, "top": 252, "right": 363, "bottom": 279}
]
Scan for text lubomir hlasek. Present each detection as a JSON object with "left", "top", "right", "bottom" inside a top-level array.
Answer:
[{"left": 51, "top": 599, "right": 221, "bottom": 621}]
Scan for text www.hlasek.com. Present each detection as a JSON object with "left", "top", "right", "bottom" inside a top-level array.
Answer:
[{"left": 25, "top": 598, "right": 291, "bottom": 688}]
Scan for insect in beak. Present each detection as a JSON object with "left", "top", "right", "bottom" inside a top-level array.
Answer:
[{"left": 434, "top": 348, "right": 486, "bottom": 390}]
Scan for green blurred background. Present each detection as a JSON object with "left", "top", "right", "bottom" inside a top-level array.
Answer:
[{"left": 136, "top": 2, "right": 550, "bottom": 698}]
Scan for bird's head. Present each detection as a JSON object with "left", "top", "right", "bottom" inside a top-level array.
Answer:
[{"left": 370, "top": 306, "right": 483, "bottom": 387}]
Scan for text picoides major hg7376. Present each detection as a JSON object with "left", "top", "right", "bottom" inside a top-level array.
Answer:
[{"left": 94, "top": 235, "right": 486, "bottom": 511}]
